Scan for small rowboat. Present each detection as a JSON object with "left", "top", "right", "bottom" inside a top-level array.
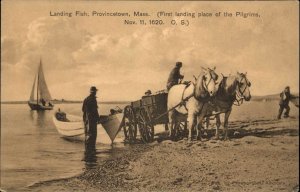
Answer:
[{"left": 53, "top": 112, "right": 124, "bottom": 144}]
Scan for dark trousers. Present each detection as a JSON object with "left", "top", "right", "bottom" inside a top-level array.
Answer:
[
  {"left": 278, "top": 104, "right": 290, "bottom": 119},
  {"left": 84, "top": 119, "right": 97, "bottom": 152}
]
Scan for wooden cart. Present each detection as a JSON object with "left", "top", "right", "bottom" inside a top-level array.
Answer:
[{"left": 122, "top": 92, "right": 188, "bottom": 143}]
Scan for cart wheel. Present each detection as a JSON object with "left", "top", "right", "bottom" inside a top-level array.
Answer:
[
  {"left": 123, "top": 105, "right": 137, "bottom": 143},
  {"left": 138, "top": 108, "right": 154, "bottom": 143}
]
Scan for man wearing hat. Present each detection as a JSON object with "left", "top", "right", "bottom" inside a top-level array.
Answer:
[
  {"left": 166, "top": 62, "right": 184, "bottom": 90},
  {"left": 277, "top": 86, "right": 291, "bottom": 119},
  {"left": 145, "top": 90, "right": 152, "bottom": 96},
  {"left": 82, "top": 86, "right": 100, "bottom": 159}
]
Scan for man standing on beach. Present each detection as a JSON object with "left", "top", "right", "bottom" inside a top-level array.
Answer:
[
  {"left": 166, "top": 62, "right": 184, "bottom": 91},
  {"left": 82, "top": 86, "right": 100, "bottom": 160},
  {"left": 277, "top": 86, "right": 291, "bottom": 119}
]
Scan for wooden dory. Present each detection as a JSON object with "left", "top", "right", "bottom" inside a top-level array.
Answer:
[{"left": 53, "top": 112, "right": 124, "bottom": 144}]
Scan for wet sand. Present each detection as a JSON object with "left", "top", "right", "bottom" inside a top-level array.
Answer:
[{"left": 28, "top": 117, "right": 299, "bottom": 192}]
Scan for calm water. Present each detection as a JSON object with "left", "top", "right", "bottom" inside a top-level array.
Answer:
[
  {"left": 0, "top": 103, "right": 127, "bottom": 191},
  {"left": 0, "top": 101, "right": 298, "bottom": 191},
  {"left": 229, "top": 100, "right": 298, "bottom": 121}
]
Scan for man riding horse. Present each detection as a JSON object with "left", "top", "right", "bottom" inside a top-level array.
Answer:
[
  {"left": 168, "top": 66, "right": 219, "bottom": 142},
  {"left": 167, "top": 62, "right": 184, "bottom": 91}
]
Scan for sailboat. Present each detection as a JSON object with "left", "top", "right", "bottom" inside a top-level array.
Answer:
[{"left": 28, "top": 59, "right": 54, "bottom": 110}]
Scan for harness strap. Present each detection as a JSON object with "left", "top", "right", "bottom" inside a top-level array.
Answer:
[
  {"left": 233, "top": 94, "right": 244, "bottom": 106},
  {"left": 153, "top": 93, "right": 193, "bottom": 122},
  {"left": 234, "top": 76, "right": 247, "bottom": 106},
  {"left": 203, "top": 70, "right": 214, "bottom": 91},
  {"left": 181, "top": 85, "right": 190, "bottom": 112}
]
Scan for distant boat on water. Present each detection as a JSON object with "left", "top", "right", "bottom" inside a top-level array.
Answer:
[{"left": 28, "top": 59, "right": 54, "bottom": 110}]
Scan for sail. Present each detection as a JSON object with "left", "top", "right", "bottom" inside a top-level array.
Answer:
[
  {"left": 29, "top": 74, "right": 37, "bottom": 101},
  {"left": 37, "top": 61, "right": 52, "bottom": 101}
]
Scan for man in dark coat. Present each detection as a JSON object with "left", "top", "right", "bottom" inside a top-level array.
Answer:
[
  {"left": 277, "top": 86, "right": 291, "bottom": 119},
  {"left": 166, "top": 62, "right": 184, "bottom": 90},
  {"left": 82, "top": 86, "right": 100, "bottom": 159}
]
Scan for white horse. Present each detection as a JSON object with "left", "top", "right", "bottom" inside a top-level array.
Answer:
[
  {"left": 167, "top": 67, "right": 219, "bottom": 142},
  {"left": 205, "top": 72, "right": 252, "bottom": 140}
]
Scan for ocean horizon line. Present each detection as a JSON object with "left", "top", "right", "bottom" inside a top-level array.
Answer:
[
  {"left": 0, "top": 100, "right": 131, "bottom": 104},
  {"left": 2, "top": 92, "right": 299, "bottom": 104}
]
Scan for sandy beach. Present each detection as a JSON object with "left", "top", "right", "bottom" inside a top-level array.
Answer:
[
  {"left": 2, "top": 1, "right": 299, "bottom": 192},
  {"left": 27, "top": 115, "right": 299, "bottom": 192}
]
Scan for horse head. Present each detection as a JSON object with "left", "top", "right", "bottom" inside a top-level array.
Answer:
[
  {"left": 236, "top": 72, "right": 251, "bottom": 101},
  {"left": 194, "top": 66, "right": 218, "bottom": 99}
]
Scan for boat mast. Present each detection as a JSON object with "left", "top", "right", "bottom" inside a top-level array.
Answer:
[{"left": 37, "top": 59, "right": 41, "bottom": 105}]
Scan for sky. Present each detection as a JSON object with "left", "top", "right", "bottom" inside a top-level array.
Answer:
[{"left": 1, "top": 1, "right": 299, "bottom": 101}]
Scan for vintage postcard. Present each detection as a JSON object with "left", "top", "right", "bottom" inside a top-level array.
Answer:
[{"left": 1, "top": 0, "right": 299, "bottom": 191}]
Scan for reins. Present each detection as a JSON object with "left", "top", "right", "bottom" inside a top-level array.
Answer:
[
  {"left": 202, "top": 71, "right": 213, "bottom": 92},
  {"left": 233, "top": 76, "right": 250, "bottom": 106},
  {"left": 156, "top": 69, "right": 217, "bottom": 122},
  {"left": 194, "top": 70, "right": 215, "bottom": 101}
]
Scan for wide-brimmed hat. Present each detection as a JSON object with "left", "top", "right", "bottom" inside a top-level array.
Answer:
[
  {"left": 90, "top": 86, "right": 98, "bottom": 92},
  {"left": 176, "top": 62, "right": 182, "bottom": 67},
  {"left": 145, "top": 90, "right": 152, "bottom": 95}
]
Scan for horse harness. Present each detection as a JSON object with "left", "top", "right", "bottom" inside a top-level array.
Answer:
[
  {"left": 234, "top": 75, "right": 251, "bottom": 106},
  {"left": 179, "top": 70, "right": 215, "bottom": 112},
  {"left": 201, "top": 70, "right": 214, "bottom": 92},
  {"left": 180, "top": 84, "right": 194, "bottom": 112}
]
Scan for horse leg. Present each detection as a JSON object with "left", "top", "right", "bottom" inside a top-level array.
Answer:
[
  {"left": 214, "top": 114, "right": 221, "bottom": 140},
  {"left": 224, "top": 110, "right": 232, "bottom": 140},
  {"left": 202, "top": 117, "right": 209, "bottom": 137},
  {"left": 205, "top": 117, "right": 210, "bottom": 129},
  {"left": 168, "top": 111, "right": 174, "bottom": 138},
  {"left": 184, "top": 120, "right": 188, "bottom": 138},
  {"left": 187, "top": 113, "right": 196, "bottom": 142},
  {"left": 196, "top": 114, "right": 205, "bottom": 141}
]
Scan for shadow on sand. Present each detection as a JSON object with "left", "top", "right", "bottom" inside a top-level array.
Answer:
[{"left": 154, "top": 117, "right": 299, "bottom": 142}]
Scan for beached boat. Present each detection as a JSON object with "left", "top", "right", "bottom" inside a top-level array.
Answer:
[
  {"left": 53, "top": 111, "right": 124, "bottom": 144},
  {"left": 28, "top": 59, "right": 54, "bottom": 110}
]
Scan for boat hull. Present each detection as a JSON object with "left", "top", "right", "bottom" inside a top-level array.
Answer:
[
  {"left": 28, "top": 102, "right": 53, "bottom": 110},
  {"left": 53, "top": 113, "right": 124, "bottom": 144}
]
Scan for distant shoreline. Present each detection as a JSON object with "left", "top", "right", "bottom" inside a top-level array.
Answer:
[
  {"left": 0, "top": 101, "right": 130, "bottom": 105},
  {"left": 1, "top": 93, "right": 299, "bottom": 104}
]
